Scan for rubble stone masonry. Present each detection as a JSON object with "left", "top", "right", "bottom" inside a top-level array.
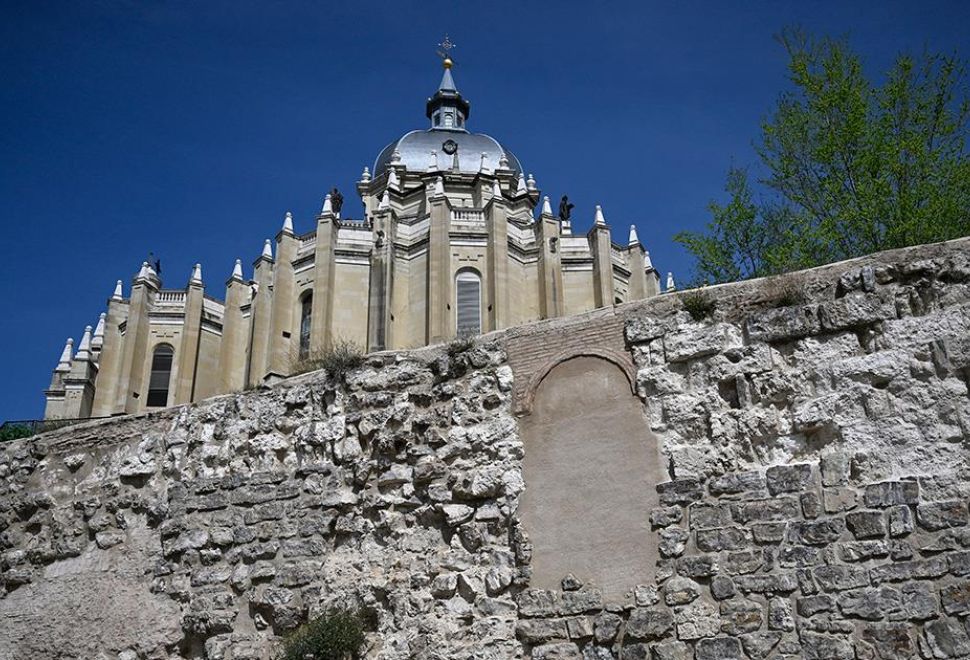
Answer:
[{"left": 2, "top": 237, "right": 970, "bottom": 659}]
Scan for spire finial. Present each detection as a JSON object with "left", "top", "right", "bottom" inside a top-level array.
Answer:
[
  {"left": 92, "top": 313, "right": 106, "bottom": 351},
  {"left": 56, "top": 338, "right": 74, "bottom": 372},
  {"left": 282, "top": 211, "right": 294, "bottom": 234},
  {"left": 360, "top": 166, "right": 371, "bottom": 182},
  {"left": 378, "top": 190, "right": 390, "bottom": 211},
  {"left": 516, "top": 173, "right": 527, "bottom": 197},
  {"left": 112, "top": 279, "right": 123, "bottom": 301},
  {"left": 262, "top": 239, "right": 273, "bottom": 260},
  {"left": 492, "top": 178, "right": 502, "bottom": 199},
  {"left": 190, "top": 263, "right": 203, "bottom": 285},
  {"left": 629, "top": 224, "right": 640, "bottom": 246},
  {"left": 231, "top": 258, "right": 243, "bottom": 280},
  {"left": 387, "top": 167, "right": 400, "bottom": 190},
  {"left": 76, "top": 325, "right": 93, "bottom": 361},
  {"left": 433, "top": 176, "right": 445, "bottom": 198},
  {"left": 527, "top": 173, "right": 537, "bottom": 191},
  {"left": 321, "top": 193, "right": 333, "bottom": 215},
  {"left": 137, "top": 261, "right": 150, "bottom": 280},
  {"left": 666, "top": 272, "right": 676, "bottom": 292},
  {"left": 541, "top": 196, "right": 553, "bottom": 217},
  {"left": 594, "top": 205, "right": 607, "bottom": 227}
]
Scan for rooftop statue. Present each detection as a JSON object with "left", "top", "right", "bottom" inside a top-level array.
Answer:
[
  {"left": 558, "top": 195, "right": 574, "bottom": 223},
  {"left": 330, "top": 187, "right": 344, "bottom": 215}
]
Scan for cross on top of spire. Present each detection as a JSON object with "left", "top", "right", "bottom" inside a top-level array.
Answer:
[{"left": 437, "top": 35, "right": 456, "bottom": 67}]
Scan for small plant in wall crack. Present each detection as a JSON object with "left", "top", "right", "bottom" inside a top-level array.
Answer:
[{"left": 681, "top": 291, "right": 716, "bottom": 322}]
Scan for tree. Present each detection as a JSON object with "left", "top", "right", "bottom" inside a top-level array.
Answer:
[{"left": 676, "top": 28, "right": 970, "bottom": 284}]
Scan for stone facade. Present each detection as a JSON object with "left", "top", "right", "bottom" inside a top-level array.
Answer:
[
  {"left": 5, "top": 236, "right": 970, "bottom": 659},
  {"left": 43, "top": 59, "right": 661, "bottom": 421}
]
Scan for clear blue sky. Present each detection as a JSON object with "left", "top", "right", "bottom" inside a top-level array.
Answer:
[{"left": 1, "top": 0, "right": 967, "bottom": 421}]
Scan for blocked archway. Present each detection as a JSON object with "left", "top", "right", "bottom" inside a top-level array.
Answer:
[{"left": 518, "top": 355, "right": 662, "bottom": 599}]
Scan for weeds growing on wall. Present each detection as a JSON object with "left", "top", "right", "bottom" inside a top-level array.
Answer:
[
  {"left": 278, "top": 608, "right": 365, "bottom": 660},
  {"left": 682, "top": 291, "right": 717, "bottom": 322},
  {"left": 446, "top": 332, "right": 476, "bottom": 358},
  {"left": 290, "top": 340, "right": 365, "bottom": 379},
  {"left": 771, "top": 285, "right": 807, "bottom": 308}
]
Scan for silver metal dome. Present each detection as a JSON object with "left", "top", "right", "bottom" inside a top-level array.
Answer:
[{"left": 373, "top": 129, "right": 523, "bottom": 179}]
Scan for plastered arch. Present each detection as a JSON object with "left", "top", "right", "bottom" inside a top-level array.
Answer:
[
  {"left": 516, "top": 346, "right": 636, "bottom": 416},
  {"left": 517, "top": 354, "right": 661, "bottom": 600}
]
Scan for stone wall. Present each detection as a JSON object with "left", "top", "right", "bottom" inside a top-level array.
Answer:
[{"left": 2, "top": 237, "right": 970, "bottom": 660}]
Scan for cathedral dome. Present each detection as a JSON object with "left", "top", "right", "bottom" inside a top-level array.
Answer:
[
  {"left": 372, "top": 60, "right": 523, "bottom": 179},
  {"left": 373, "top": 130, "right": 522, "bottom": 180}
]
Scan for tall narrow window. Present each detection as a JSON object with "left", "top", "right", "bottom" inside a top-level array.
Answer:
[
  {"left": 456, "top": 269, "right": 482, "bottom": 336},
  {"left": 146, "top": 344, "right": 174, "bottom": 407},
  {"left": 299, "top": 293, "right": 312, "bottom": 359}
]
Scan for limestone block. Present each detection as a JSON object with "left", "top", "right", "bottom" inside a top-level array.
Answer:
[
  {"left": 623, "top": 606, "right": 673, "bottom": 640},
  {"left": 916, "top": 501, "right": 969, "bottom": 531},
  {"left": 695, "top": 636, "right": 744, "bottom": 660},
  {"left": 846, "top": 510, "right": 887, "bottom": 539},
  {"left": 940, "top": 581, "right": 970, "bottom": 615},
  {"left": 664, "top": 323, "right": 742, "bottom": 363},
  {"left": 865, "top": 481, "right": 920, "bottom": 508},
  {"left": 673, "top": 600, "right": 718, "bottom": 640},
  {"left": 739, "top": 632, "right": 782, "bottom": 660},
  {"left": 923, "top": 617, "right": 970, "bottom": 659},
  {"left": 745, "top": 304, "right": 821, "bottom": 342},
  {"left": 818, "top": 293, "right": 896, "bottom": 331},
  {"left": 663, "top": 577, "right": 699, "bottom": 606},
  {"left": 719, "top": 597, "right": 763, "bottom": 635},
  {"left": 530, "top": 642, "right": 582, "bottom": 659},
  {"left": 516, "top": 618, "right": 568, "bottom": 644},
  {"left": 766, "top": 463, "right": 815, "bottom": 495},
  {"left": 798, "top": 631, "right": 854, "bottom": 660}
]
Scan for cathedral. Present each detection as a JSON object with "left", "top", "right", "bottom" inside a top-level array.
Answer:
[{"left": 43, "top": 53, "right": 662, "bottom": 420}]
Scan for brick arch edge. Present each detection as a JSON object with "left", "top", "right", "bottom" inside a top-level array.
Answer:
[{"left": 514, "top": 347, "right": 637, "bottom": 416}]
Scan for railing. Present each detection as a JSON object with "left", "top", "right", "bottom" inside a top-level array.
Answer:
[
  {"left": 336, "top": 217, "right": 370, "bottom": 228},
  {"left": 203, "top": 296, "right": 225, "bottom": 316},
  {"left": 156, "top": 290, "right": 187, "bottom": 304},
  {"left": 451, "top": 208, "right": 485, "bottom": 223},
  {"left": 299, "top": 231, "right": 317, "bottom": 250},
  {"left": 611, "top": 245, "right": 627, "bottom": 266},
  {"left": 0, "top": 416, "right": 115, "bottom": 441}
]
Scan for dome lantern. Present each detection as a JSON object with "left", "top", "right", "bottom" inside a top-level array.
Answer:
[{"left": 371, "top": 48, "right": 524, "bottom": 181}]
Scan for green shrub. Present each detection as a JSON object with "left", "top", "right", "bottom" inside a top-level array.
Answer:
[
  {"left": 291, "top": 340, "right": 364, "bottom": 378},
  {"left": 278, "top": 608, "right": 365, "bottom": 660},
  {"left": 682, "top": 291, "right": 716, "bottom": 322},
  {"left": 0, "top": 424, "right": 33, "bottom": 442}
]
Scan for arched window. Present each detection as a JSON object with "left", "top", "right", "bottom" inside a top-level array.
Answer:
[
  {"left": 299, "top": 293, "right": 312, "bottom": 358},
  {"left": 146, "top": 344, "right": 174, "bottom": 407},
  {"left": 456, "top": 269, "right": 482, "bottom": 336}
]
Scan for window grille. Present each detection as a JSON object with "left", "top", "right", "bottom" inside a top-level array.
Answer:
[
  {"left": 146, "top": 345, "right": 174, "bottom": 407},
  {"left": 299, "top": 295, "right": 312, "bottom": 358},
  {"left": 456, "top": 270, "right": 481, "bottom": 335}
]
